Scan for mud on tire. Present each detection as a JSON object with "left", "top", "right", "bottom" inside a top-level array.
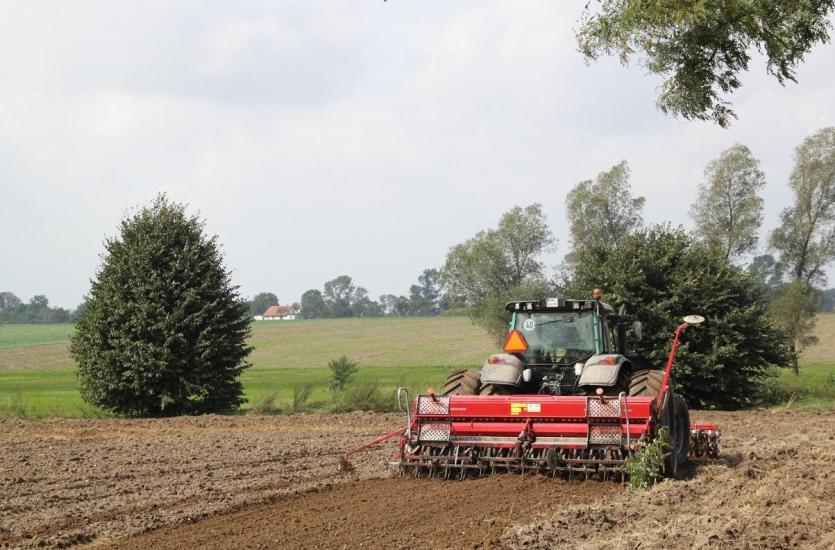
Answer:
[{"left": 443, "top": 369, "right": 481, "bottom": 396}]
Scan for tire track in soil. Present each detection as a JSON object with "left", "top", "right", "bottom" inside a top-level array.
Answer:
[{"left": 114, "top": 476, "right": 619, "bottom": 549}]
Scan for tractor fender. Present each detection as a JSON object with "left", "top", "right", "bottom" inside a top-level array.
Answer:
[
  {"left": 577, "top": 354, "right": 631, "bottom": 387},
  {"left": 479, "top": 353, "right": 524, "bottom": 387}
]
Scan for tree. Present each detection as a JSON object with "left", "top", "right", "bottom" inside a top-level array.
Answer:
[
  {"left": 328, "top": 356, "right": 358, "bottom": 392},
  {"left": 577, "top": 1, "right": 835, "bottom": 127},
  {"left": 0, "top": 294, "right": 70, "bottom": 323},
  {"left": 408, "top": 268, "right": 443, "bottom": 316},
  {"left": 300, "top": 289, "right": 327, "bottom": 319},
  {"left": 379, "top": 294, "right": 410, "bottom": 316},
  {"left": 567, "top": 225, "right": 789, "bottom": 409},
  {"left": 769, "top": 128, "right": 835, "bottom": 371},
  {"left": 351, "top": 287, "right": 381, "bottom": 317},
  {"left": 71, "top": 195, "right": 252, "bottom": 416},
  {"left": 691, "top": 144, "right": 766, "bottom": 261},
  {"left": 323, "top": 275, "right": 356, "bottom": 318},
  {"left": 441, "top": 204, "right": 555, "bottom": 340},
  {"left": 747, "top": 254, "right": 784, "bottom": 298},
  {"left": 770, "top": 280, "right": 820, "bottom": 373},
  {"left": 566, "top": 161, "right": 645, "bottom": 256},
  {"left": 770, "top": 128, "right": 835, "bottom": 286},
  {"left": 249, "top": 292, "right": 278, "bottom": 317},
  {"left": 71, "top": 301, "right": 88, "bottom": 323},
  {"left": 0, "top": 292, "right": 21, "bottom": 310}
]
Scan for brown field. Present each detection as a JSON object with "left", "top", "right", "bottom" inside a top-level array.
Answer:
[{"left": 2, "top": 409, "right": 834, "bottom": 549}]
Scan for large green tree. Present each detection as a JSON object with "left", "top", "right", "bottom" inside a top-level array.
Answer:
[
  {"left": 71, "top": 195, "right": 252, "bottom": 416},
  {"left": 691, "top": 144, "right": 765, "bottom": 261},
  {"left": 567, "top": 225, "right": 789, "bottom": 409},
  {"left": 577, "top": 1, "right": 835, "bottom": 127},
  {"left": 769, "top": 127, "right": 835, "bottom": 371},
  {"left": 441, "top": 204, "right": 555, "bottom": 341},
  {"left": 567, "top": 161, "right": 645, "bottom": 257}
]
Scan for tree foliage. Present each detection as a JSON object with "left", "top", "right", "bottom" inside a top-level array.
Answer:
[
  {"left": 328, "top": 355, "right": 359, "bottom": 393},
  {"left": 567, "top": 225, "right": 789, "bottom": 409},
  {"left": 408, "top": 268, "right": 443, "bottom": 316},
  {"left": 768, "top": 127, "right": 835, "bottom": 370},
  {"left": 691, "top": 144, "right": 765, "bottom": 261},
  {"left": 0, "top": 293, "right": 71, "bottom": 324},
  {"left": 770, "top": 280, "right": 820, "bottom": 372},
  {"left": 300, "top": 268, "right": 446, "bottom": 319},
  {"left": 71, "top": 195, "right": 252, "bottom": 416},
  {"left": 567, "top": 161, "right": 645, "bottom": 257},
  {"left": 577, "top": 1, "right": 835, "bottom": 127},
  {"left": 770, "top": 127, "right": 835, "bottom": 286},
  {"left": 442, "top": 204, "right": 555, "bottom": 341},
  {"left": 0, "top": 292, "right": 22, "bottom": 310}
]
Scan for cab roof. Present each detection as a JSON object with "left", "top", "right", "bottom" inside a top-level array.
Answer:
[{"left": 505, "top": 298, "right": 615, "bottom": 314}]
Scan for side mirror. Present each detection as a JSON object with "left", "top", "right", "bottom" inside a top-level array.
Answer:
[{"left": 632, "top": 320, "right": 643, "bottom": 342}]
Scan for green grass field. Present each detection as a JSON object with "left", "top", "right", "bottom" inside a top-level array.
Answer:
[
  {"left": 1, "top": 315, "right": 834, "bottom": 418},
  {"left": 0, "top": 324, "right": 75, "bottom": 349},
  {"left": 0, "top": 317, "right": 495, "bottom": 417}
]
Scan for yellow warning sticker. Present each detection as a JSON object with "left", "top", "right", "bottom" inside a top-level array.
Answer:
[{"left": 510, "top": 403, "right": 541, "bottom": 415}]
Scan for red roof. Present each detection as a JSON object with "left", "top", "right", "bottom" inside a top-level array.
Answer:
[{"left": 263, "top": 305, "right": 294, "bottom": 317}]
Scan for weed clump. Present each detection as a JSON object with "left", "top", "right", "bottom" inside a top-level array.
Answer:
[
  {"left": 251, "top": 393, "right": 281, "bottom": 415},
  {"left": 291, "top": 384, "right": 314, "bottom": 412},
  {"left": 624, "top": 427, "right": 672, "bottom": 490}
]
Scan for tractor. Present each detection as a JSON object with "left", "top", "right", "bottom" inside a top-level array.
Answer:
[
  {"left": 438, "top": 293, "right": 694, "bottom": 477},
  {"left": 342, "top": 292, "right": 721, "bottom": 480}
]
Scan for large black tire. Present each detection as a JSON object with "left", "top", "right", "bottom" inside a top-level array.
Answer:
[
  {"left": 479, "top": 383, "right": 515, "bottom": 396},
  {"left": 660, "top": 393, "right": 678, "bottom": 477},
  {"left": 629, "top": 370, "right": 688, "bottom": 477},
  {"left": 672, "top": 394, "right": 690, "bottom": 467},
  {"left": 443, "top": 369, "right": 481, "bottom": 396},
  {"left": 628, "top": 369, "right": 665, "bottom": 397}
]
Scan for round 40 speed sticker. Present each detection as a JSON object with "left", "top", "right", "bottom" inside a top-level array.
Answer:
[{"left": 523, "top": 318, "right": 536, "bottom": 331}]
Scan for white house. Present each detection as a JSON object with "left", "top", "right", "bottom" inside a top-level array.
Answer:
[{"left": 262, "top": 304, "right": 296, "bottom": 320}]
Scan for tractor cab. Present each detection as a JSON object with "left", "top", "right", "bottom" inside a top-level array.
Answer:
[
  {"left": 475, "top": 293, "right": 642, "bottom": 396},
  {"left": 506, "top": 297, "right": 616, "bottom": 364}
]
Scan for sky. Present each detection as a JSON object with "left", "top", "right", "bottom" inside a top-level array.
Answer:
[{"left": 1, "top": 1, "right": 834, "bottom": 309}]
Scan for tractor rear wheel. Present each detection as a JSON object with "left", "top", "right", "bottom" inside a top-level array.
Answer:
[
  {"left": 443, "top": 369, "right": 481, "bottom": 396},
  {"left": 478, "top": 383, "right": 515, "bottom": 396},
  {"left": 628, "top": 369, "right": 665, "bottom": 397}
]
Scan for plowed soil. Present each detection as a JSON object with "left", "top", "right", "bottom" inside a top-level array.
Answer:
[{"left": 2, "top": 409, "right": 834, "bottom": 549}]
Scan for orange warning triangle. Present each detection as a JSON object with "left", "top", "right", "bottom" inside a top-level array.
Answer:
[{"left": 503, "top": 329, "right": 529, "bottom": 353}]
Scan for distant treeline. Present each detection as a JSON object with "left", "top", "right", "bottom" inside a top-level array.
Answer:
[
  {"left": 249, "top": 269, "right": 455, "bottom": 320},
  {"left": 0, "top": 292, "right": 82, "bottom": 324}
]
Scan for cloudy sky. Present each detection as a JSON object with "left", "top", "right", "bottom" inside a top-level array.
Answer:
[{"left": 2, "top": 1, "right": 834, "bottom": 309}]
